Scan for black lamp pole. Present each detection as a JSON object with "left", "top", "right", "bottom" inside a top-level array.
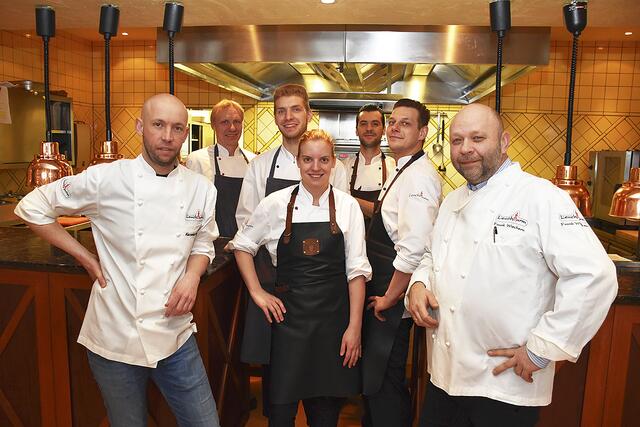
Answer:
[
  {"left": 99, "top": 5, "right": 120, "bottom": 143},
  {"left": 163, "top": 2, "right": 184, "bottom": 95},
  {"left": 35, "top": 6, "right": 55, "bottom": 142},
  {"left": 490, "top": 0, "right": 511, "bottom": 114},
  {"left": 563, "top": 1, "right": 588, "bottom": 166}
]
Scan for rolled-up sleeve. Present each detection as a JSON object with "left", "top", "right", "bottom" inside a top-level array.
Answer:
[
  {"left": 236, "top": 159, "right": 262, "bottom": 230},
  {"left": 342, "top": 198, "right": 372, "bottom": 282},
  {"left": 15, "top": 166, "right": 102, "bottom": 224},
  {"left": 229, "top": 197, "right": 274, "bottom": 256},
  {"left": 393, "top": 171, "right": 441, "bottom": 273},
  {"left": 190, "top": 183, "right": 219, "bottom": 263}
]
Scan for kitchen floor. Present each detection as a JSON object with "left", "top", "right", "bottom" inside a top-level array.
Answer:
[{"left": 245, "top": 376, "right": 362, "bottom": 426}]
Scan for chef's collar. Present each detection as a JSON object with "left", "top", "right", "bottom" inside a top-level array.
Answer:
[
  {"left": 211, "top": 143, "right": 242, "bottom": 157},
  {"left": 280, "top": 144, "right": 298, "bottom": 163},
  {"left": 298, "top": 183, "right": 331, "bottom": 206},
  {"left": 395, "top": 151, "right": 422, "bottom": 169},
  {"left": 467, "top": 158, "right": 512, "bottom": 191},
  {"left": 358, "top": 150, "right": 383, "bottom": 164},
  {"left": 137, "top": 154, "right": 180, "bottom": 178}
]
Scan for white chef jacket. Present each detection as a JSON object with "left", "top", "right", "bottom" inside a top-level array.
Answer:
[
  {"left": 185, "top": 144, "right": 256, "bottom": 182},
  {"left": 14, "top": 155, "right": 219, "bottom": 368},
  {"left": 236, "top": 145, "right": 349, "bottom": 228},
  {"left": 341, "top": 151, "right": 396, "bottom": 193},
  {"left": 407, "top": 162, "right": 618, "bottom": 406},
  {"left": 229, "top": 184, "right": 372, "bottom": 282},
  {"left": 378, "top": 153, "right": 442, "bottom": 274}
]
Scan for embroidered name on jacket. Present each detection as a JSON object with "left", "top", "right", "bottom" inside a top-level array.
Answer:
[
  {"left": 559, "top": 210, "right": 589, "bottom": 227},
  {"left": 494, "top": 211, "right": 528, "bottom": 232}
]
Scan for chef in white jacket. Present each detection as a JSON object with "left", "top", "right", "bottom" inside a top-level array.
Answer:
[
  {"left": 186, "top": 99, "right": 256, "bottom": 237},
  {"left": 14, "top": 94, "right": 221, "bottom": 427},
  {"left": 405, "top": 103, "right": 618, "bottom": 427}
]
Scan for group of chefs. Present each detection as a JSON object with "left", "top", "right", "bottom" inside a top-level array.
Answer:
[{"left": 15, "top": 83, "right": 618, "bottom": 427}]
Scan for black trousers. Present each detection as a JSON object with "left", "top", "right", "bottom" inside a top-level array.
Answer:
[
  {"left": 362, "top": 318, "right": 413, "bottom": 427},
  {"left": 419, "top": 382, "right": 540, "bottom": 427},
  {"left": 269, "top": 397, "right": 345, "bottom": 427}
]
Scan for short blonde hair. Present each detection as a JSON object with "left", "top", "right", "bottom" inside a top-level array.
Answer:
[
  {"left": 210, "top": 99, "right": 244, "bottom": 123},
  {"left": 273, "top": 84, "right": 310, "bottom": 112},
  {"left": 298, "top": 129, "right": 335, "bottom": 158}
]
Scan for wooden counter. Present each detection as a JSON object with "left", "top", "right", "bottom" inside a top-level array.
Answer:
[{"left": 0, "top": 227, "right": 249, "bottom": 427}]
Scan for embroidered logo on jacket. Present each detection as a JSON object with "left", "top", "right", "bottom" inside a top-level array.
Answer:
[
  {"left": 61, "top": 178, "right": 71, "bottom": 198},
  {"left": 186, "top": 209, "right": 204, "bottom": 221},
  {"left": 495, "top": 211, "right": 528, "bottom": 231}
]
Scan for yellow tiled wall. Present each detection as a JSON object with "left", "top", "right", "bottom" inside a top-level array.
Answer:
[{"left": 1, "top": 34, "right": 639, "bottom": 199}]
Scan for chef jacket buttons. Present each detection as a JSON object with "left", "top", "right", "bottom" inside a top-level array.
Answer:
[
  {"left": 434, "top": 267, "right": 440, "bottom": 272},
  {"left": 140, "top": 289, "right": 145, "bottom": 295},
  {"left": 137, "top": 173, "right": 143, "bottom": 178},
  {"left": 450, "top": 306, "right": 456, "bottom": 312},
  {"left": 137, "top": 230, "right": 143, "bottom": 236},
  {"left": 137, "top": 200, "right": 143, "bottom": 206},
  {"left": 473, "top": 239, "right": 479, "bottom": 244},
  {"left": 445, "top": 341, "right": 451, "bottom": 347},
  {"left": 170, "top": 260, "right": 175, "bottom": 266},
  {"left": 460, "top": 273, "right": 466, "bottom": 279},
  {"left": 176, "top": 232, "right": 181, "bottom": 238},
  {"left": 139, "top": 259, "right": 145, "bottom": 266},
  {"left": 180, "top": 203, "right": 184, "bottom": 209},
  {"left": 138, "top": 318, "right": 144, "bottom": 324},
  {"left": 444, "top": 238, "right": 448, "bottom": 243},
  {"left": 431, "top": 333, "right": 436, "bottom": 340}
]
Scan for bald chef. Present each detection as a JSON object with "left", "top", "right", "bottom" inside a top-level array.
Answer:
[
  {"left": 341, "top": 103, "right": 396, "bottom": 223},
  {"left": 362, "top": 98, "right": 442, "bottom": 427},
  {"left": 15, "top": 94, "right": 221, "bottom": 426},
  {"left": 186, "top": 99, "right": 255, "bottom": 237},
  {"left": 406, "top": 103, "right": 618, "bottom": 427}
]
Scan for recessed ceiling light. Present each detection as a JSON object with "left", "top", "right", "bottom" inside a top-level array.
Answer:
[
  {"left": 25, "top": 33, "right": 31, "bottom": 38},
  {"left": 624, "top": 31, "right": 633, "bottom": 36},
  {"left": 321, "top": 0, "right": 336, "bottom": 4},
  {"left": 121, "top": 32, "right": 129, "bottom": 36}
]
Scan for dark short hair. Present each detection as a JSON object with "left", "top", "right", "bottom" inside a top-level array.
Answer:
[
  {"left": 393, "top": 98, "right": 430, "bottom": 128},
  {"left": 356, "top": 104, "right": 385, "bottom": 127}
]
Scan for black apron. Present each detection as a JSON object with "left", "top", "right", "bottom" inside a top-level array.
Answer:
[
  {"left": 211, "top": 144, "right": 249, "bottom": 237},
  {"left": 349, "top": 151, "right": 388, "bottom": 203},
  {"left": 240, "top": 146, "right": 300, "bottom": 364},
  {"left": 362, "top": 150, "right": 425, "bottom": 396},
  {"left": 270, "top": 185, "right": 360, "bottom": 404}
]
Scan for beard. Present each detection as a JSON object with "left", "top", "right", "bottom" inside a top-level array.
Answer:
[
  {"left": 453, "top": 144, "right": 504, "bottom": 185},
  {"left": 143, "top": 140, "right": 179, "bottom": 168},
  {"left": 359, "top": 136, "right": 383, "bottom": 149}
]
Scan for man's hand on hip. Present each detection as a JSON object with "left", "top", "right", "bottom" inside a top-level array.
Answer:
[
  {"left": 488, "top": 345, "right": 541, "bottom": 383},
  {"left": 406, "top": 282, "right": 439, "bottom": 328}
]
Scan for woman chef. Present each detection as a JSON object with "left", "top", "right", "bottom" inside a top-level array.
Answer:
[{"left": 230, "top": 129, "right": 371, "bottom": 426}]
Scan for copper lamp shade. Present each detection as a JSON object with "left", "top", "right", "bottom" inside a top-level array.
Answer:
[
  {"left": 551, "top": 165, "right": 592, "bottom": 217},
  {"left": 609, "top": 167, "right": 640, "bottom": 219},
  {"left": 90, "top": 140, "right": 123, "bottom": 166},
  {"left": 26, "top": 141, "right": 73, "bottom": 188}
]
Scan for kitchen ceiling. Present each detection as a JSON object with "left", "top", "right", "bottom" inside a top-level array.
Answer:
[{"left": 0, "top": 0, "right": 639, "bottom": 30}]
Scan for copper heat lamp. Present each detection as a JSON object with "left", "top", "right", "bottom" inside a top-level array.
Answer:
[
  {"left": 26, "top": 6, "right": 73, "bottom": 188},
  {"left": 551, "top": 1, "right": 591, "bottom": 217},
  {"left": 609, "top": 167, "right": 640, "bottom": 258},
  {"left": 91, "top": 4, "right": 123, "bottom": 166}
]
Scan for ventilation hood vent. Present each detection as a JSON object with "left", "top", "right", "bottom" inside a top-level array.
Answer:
[{"left": 157, "top": 25, "right": 549, "bottom": 105}]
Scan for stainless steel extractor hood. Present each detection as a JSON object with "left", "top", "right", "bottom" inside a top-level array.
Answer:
[{"left": 157, "top": 25, "right": 549, "bottom": 104}]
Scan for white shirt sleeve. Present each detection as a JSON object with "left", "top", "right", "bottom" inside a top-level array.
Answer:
[
  {"left": 190, "top": 182, "right": 219, "bottom": 263},
  {"left": 14, "top": 166, "right": 102, "bottom": 224},
  {"left": 393, "top": 169, "right": 442, "bottom": 273},
  {"left": 527, "top": 186, "right": 618, "bottom": 362},
  {"left": 331, "top": 160, "right": 349, "bottom": 193},
  {"left": 235, "top": 158, "right": 264, "bottom": 230},
  {"left": 342, "top": 195, "right": 373, "bottom": 282},
  {"left": 229, "top": 195, "right": 276, "bottom": 257}
]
